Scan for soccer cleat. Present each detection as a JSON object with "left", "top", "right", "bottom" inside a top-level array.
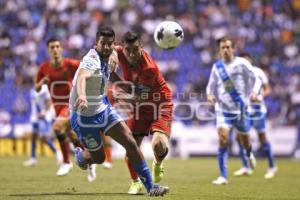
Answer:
[
  {"left": 56, "top": 151, "right": 63, "bottom": 165},
  {"left": 74, "top": 147, "right": 88, "bottom": 170},
  {"left": 56, "top": 162, "right": 73, "bottom": 176},
  {"left": 102, "top": 161, "right": 113, "bottom": 169},
  {"left": 127, "top": 179, "right": 143, "bottom": 195},
  {"left": 248, "top": 153, "right": 257, "bottom": 170},
  {"left": 151, "top": 161, "right": 164, "bottom": 183},
  {"left": 212, "top": 176, "right": 228, "bottom": 185},
  {"left": 264, "top": 166, "right": 278, "bottom": 179},
  {"left": 87, "top": 164, "right": 97, "bottom": 182},
  {"left": 23, "top": 158, "right": 38, "bottom": 167},
  {"left": 233, "top": 167, "right": 253, "bottom": 176},
  {"left": 148, "top": 184, "right": 169, "bottom": 197}
]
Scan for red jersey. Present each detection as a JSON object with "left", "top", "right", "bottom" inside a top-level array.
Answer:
[
  {"left": 116, "top": 47, "right": 172, "bottom": 104},
  {"left": 36, "top": 58, "right": 80, "bottom": 105}
]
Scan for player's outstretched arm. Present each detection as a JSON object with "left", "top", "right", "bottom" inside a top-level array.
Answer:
[
  {"left": 110, "top": 72, "right": 133, "bottom": 94},
  {"left": 35, "top": 76, "right": 49, "bottom": 92},
  {"left": 75, "top": 68, "right": 92, "bottom": 111}
]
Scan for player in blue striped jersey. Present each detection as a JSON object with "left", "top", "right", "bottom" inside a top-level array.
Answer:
[{"left": 206, "top": 37, "right": 262, "bottom": 185}]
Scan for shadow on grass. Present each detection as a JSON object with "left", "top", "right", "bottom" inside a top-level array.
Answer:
[{"left": 9, "top": 192, "right": 145, "bottom": 197}]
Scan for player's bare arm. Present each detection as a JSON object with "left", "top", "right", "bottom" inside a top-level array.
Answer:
[
  {"left": 207, "top": 94, "right": 216, "bottom": 104},
  {"left": 263, "top": 84, "right": 271, "bottom": 97},
  {"left": 75, "top": 68, "right": 93, "bottom": 111},
  {"left": 35, "top": 75, "right": 50, "bottom": 92},
  {"left": 108, "top": 50, "right": 119, "bottom": 72},
  {"left": 110, "top": 72, "right": 137, "bottom": 103}
]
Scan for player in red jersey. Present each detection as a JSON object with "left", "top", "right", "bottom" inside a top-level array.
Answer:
[
  {"left": 111, "top": 31, "right": 173, "bottom": 194},
  {"left": 35, "top": 38, "right": 82, "bottom": 176}
]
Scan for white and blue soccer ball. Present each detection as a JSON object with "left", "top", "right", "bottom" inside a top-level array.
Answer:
[{"left": 154, "top": 21, "right": 184, "bottom": 49}]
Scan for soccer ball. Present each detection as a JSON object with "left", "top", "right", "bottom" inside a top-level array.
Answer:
[{"left": 154, "top": 21, "right": 184, "bottom": 49}]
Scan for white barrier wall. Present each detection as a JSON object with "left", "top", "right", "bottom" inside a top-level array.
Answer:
[
  {"left": 111, "top": 121, "right": 297, "bottom": 159},
  {"left": 10, "top": 121, "right": 298, "bottom": 158},
  {"left": 170, "top": 122, "right": 297, "bottom": 158}
]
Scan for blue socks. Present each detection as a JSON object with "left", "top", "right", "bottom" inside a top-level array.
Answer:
[
  {"left": 131, "top": 160, "right": 153, "bottom": 192},
  {"left": 262, "top": 141, "right": 275, "bottom": 168},
  {"left": 46, "top": 139, "right": 57, "bottom": 154},
  {"left": 31, "top": 138, "right": 36, "bottom": 159},
  {"left": 217, "top": 147, "right": 228, "bottom": 179},
  {"left": 238, "top": 141, "right": 249, "bottom": 168},
  {"left": 297, "top": 127, "right": 300, "bottom": 146}
]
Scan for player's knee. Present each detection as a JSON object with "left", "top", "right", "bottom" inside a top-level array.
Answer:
[
  {"left": 218, "top": 130, "right": 228, "bottom": 146},
  {"left": 219, "top": 135, "right": 228, "bottom": 146},
  {"left": 53, "top": 123, "right": 62, "bottom": 133},
  {"left": 152, "top": 132, "right": 169, "bottom": 156},
  {"left": 152, "top": 139, "right": 168, "bottom": 156},
  {"left": 125, "top": 138, "right": 140, "bottom": 156},
  {"left": 258, "top": 133, "right": 266, "bottom": 143},
  {"left": 53, "top": 120, "right": 67, "bottom": 133}
]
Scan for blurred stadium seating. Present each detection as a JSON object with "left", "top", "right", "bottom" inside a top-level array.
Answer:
[{"left": 0, "top": 0, "right": 299, "bottom": 155}]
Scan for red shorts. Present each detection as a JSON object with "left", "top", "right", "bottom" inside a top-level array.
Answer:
[
  {"left": 126, "top": 104, "right": 173, "bottom": 137},
  {"left": 54, "top": 105, "right": 69, "bottom": 119}
]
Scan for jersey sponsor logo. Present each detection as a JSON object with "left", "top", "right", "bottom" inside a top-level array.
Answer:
[
  {"left": 83, "top": 135, "right": 99, "bottom": 149},
  {"left": 223, "top": 79, "right": 234, "bottom": 92}
]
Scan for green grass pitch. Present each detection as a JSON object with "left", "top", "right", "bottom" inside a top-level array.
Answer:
[{"left": 1, "top": 157, "right": 300, "bottom": 200}]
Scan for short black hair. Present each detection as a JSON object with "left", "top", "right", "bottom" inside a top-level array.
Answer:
[
  {"left": 47, "top": 37, "right": 60, "bottom": 46},
  {"left": 216, "top": 36, "right": 235, "bottom": 48},
  {"left": 122, "top": 31, "right": 141, "bottom": 44},
  {"left": 96, "top": 26, "right": 115, "bottom": 41}
]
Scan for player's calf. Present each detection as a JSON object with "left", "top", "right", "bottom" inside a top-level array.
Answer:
[{"left": 152, "top": 132, "right": 169, "bottom": 163}]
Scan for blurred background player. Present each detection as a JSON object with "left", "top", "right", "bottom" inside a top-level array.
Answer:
[
  {"left": 35, "top": 38, "right": 83, "bottom": 176},
  {"left": 233, "top": 53, "right": 277, "bottom": 179},
  {"left": 111, "top": 31, "right": 173, "bottom": 194},
  {"left": 206, "top": 37, "right": 262, "bottom": 185},
  {"left": 291, "top": 85, "right": 300, "bottom": 160},
  {"left": 69, "top": 26, "right": 169, "bottom": 196},
  {"left": 23, "top": 84, "right": 62, "bottom": 167}
]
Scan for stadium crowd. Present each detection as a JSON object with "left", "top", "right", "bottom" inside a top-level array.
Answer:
[{"left": 0, "top": 0, "right": 300, "bottom": 127}]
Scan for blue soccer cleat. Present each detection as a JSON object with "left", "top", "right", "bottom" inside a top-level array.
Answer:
[{"left": 75, "top": 147, "right": 88, "bottom": 170}]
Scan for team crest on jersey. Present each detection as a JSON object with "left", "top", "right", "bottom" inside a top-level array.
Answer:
[
  {"left": 63, "top": 70, "right": 69, "bottom": 79},
  {"left": 224, "top": 79, "right": 234, "bottom": 92},
  {"left": 83, "top": 135, "right": 99, "bottom": 149}
]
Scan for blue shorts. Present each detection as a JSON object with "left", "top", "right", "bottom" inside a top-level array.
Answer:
[
  {"left": 216, "top": 112, "right": 251, "bottom": 134},
  {"left": 249, "top": 111, "right": 266, "bottom": 133},
  {"left": 70, "top": 105, "right": 123, "bottom": 151},
  {"left": 32, "top": 120, "right": 52, "bottom": 135}
]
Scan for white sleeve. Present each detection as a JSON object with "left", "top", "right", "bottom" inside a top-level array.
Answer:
[
  {"left": 45, "top": 107, "right": 55, "bottom": 122},
  {"left": 257, "top": 68, "right": 268, "bottom": 85},
  {"left": 242, "top": 59, "right": 262, "bottom": 94},
  {"left": 79, "top": 56, "right": 99, "bottom": 72},
  {"left": 206, "top": 64, "right": 218, "bottom": 96},
  {"left": 41, "top": 85, "right": 51, "bottom": 100}
]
